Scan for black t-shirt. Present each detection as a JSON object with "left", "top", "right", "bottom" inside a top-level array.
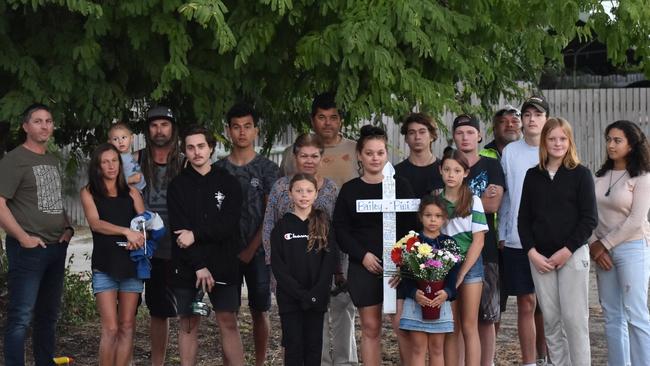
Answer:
[
  {"left": 394, "top": 159, "right": 443, "bottom": 199},
  {"left": 333, "top": 177, "right": 418, "bottom": 263},
  {"left": 467, "top": 156, "right": 505, "bottom": 263}
]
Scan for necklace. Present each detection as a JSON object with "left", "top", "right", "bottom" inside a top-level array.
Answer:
[
  {"left": 409, "top": 153, "right": 435, "bottom": 167},
  {"left": 605, "top": 170, "right": 627, "bottom": 196}
]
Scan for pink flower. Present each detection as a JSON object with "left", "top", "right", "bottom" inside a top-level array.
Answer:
[{"left": 425, "top": 259, "right": 443, "bottom": 268}]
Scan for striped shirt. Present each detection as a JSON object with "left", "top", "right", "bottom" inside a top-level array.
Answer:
[{"left": 440, "top": 193, "right": 489, "bottom": 255}]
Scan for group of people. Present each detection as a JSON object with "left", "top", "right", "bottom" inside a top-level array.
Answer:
[{"left": 0, "top": 92, "right": 648, "bottom": 366}]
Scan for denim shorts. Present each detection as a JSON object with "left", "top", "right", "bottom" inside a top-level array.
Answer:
[
  {"left": 92, "top": 271, "right": 144, "bottom": 295},
  {"left": 463, "top": 255, "right": 484, "bottom": 284}
]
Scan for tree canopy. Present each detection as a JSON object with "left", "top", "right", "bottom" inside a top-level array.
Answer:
[{"left": 0, "top": 0, "right": 648, "bottom": 150}]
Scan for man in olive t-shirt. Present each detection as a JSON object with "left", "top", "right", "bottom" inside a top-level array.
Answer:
[{"left": 0, "top": 104, "right": 73, "bottom": 366}]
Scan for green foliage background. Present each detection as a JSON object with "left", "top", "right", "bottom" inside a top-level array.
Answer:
[{"left": 0, "top": 0, "right": 648, "bottom": 150}]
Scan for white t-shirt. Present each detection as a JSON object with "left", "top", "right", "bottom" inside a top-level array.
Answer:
[{"left": 498, "top": 139, "right": 539, "bottom": 249}]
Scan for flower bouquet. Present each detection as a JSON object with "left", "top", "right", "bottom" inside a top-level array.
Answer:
[{"left": 391, "top": 231, "right": 462, "bottom": 319}]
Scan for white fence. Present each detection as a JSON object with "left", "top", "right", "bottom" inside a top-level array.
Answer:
[{"left": 64, "top": 88, "right": 649, "bottom": 225}]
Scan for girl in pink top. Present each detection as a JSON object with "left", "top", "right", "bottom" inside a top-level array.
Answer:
[{"left": 589, "top": 120, "right": 650, "bottom": 366}]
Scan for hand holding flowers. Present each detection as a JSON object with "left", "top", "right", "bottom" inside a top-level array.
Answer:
[{"left": 391, "top": 231, "right": 462, "bottom": 282}]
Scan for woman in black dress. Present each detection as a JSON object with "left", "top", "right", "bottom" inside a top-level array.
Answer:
[{"left": 333, "top": 125, "right": 416, "bottom": 365}]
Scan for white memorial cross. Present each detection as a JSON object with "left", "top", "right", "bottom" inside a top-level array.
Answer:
[{"left": 356, "top": 162, "right": 420, "bottom": 314}]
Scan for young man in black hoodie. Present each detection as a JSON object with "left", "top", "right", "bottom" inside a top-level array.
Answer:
[{"left": 167, "top": 125, "right": 244, "bottom": 365}]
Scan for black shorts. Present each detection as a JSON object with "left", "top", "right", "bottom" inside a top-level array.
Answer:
[
  {"left": 174, "top": 284, "right": 240, "bottom": 316},
  {"left": 144, "top": 258, "right": 177, "bottom": 318},
  {"left": 479, "top": 262, "right": 500, "bottom": 323},
  {"left": 502, "top": 247, "right": 535, "bottom": 296},
  {"left": 238, "top": 250, "right": 271, "bottom": 312},
  {"left": 347, "top": 261, "right": 382, "bottom": 307}
]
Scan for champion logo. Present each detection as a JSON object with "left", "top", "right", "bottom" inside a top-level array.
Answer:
[{"left": 284, "top": 233, "right": 309, "bottom": 240}]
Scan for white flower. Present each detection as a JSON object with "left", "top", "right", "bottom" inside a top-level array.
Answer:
[{"left": 419, "top": 263, "right": 425, "bottom": 269}]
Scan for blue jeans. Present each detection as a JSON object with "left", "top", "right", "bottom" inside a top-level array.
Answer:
[
  {"left": 596, "top": 239, "right": 650, "bottom": 366},
  {"left": 4, "top": 236, "right": 68, "bottom": 366}
]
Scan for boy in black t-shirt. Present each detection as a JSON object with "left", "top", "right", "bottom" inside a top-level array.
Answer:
[{"left": 395, "top": 113, "right": 443, "bottom": 198}]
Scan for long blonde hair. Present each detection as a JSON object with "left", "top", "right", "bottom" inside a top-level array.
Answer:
[{"left": 538, "top": 117, "right": 580, "bottom": 171}]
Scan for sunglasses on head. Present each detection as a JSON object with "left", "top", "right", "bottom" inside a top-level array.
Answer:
[{"left": 495, "top": 105, "right": 521, "bottom": 117}]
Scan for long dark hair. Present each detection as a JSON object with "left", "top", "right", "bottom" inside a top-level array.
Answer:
[
  {"left": 289, "top": 174, "right": 330, "bottom": 252},
  {"left": 595, "top": 120, "right": 650, "bottom": 178},
  {"left": 141, "top": 119, "right": 182, "bottom": 191},
  {"left": 439, "top": 149, "right": 473, "bottom": 218},
  {"left": 87, "top": 143, "right": 129, "bottom": 198}
]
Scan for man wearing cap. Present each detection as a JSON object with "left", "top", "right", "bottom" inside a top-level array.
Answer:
[
  {"left": 480, "top": 106, "right": 522, "bottom": 160},
  {"left": 498, "top": 96, "right": 550, "bottom": 366},
  {"left": 0, "top": 104, "right": 74, "bottom": 365},
  {"left": 452, "top": 114, "right": 505, "bottom": 366},
  {"left": 479, "top": 106, "right": 523, "bottom": 343},
  {"left": 138, "top": 105, "right": 184, "bottom": 366},
  {"left": 280, "top": 92, "right": 359, "bottom": 366}
]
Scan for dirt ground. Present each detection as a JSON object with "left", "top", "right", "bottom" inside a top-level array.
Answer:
[
  {"left": 0, "top": 275, "right": 614, "bottom": 365},
  {"left": 0, "top": 230, "right": 630, "bottom": 365}
]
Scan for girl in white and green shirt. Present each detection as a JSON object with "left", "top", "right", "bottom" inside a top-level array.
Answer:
[{"left": 436, "top": 149, "right": 488, "bottom": 366}]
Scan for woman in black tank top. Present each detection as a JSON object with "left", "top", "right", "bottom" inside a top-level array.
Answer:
[{"left": 80, "top": 143, "right": 145, "bottom": 366}]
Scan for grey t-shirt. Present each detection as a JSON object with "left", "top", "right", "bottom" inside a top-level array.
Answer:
[
  {"left": 215, "top": 154, "right": 280, "bottom": 252},
  {"left": 0, "top": 145, "right": 66, "bottom": 242},
  {"left": 142, "top": 161, "right": 172, "bottom": 259}
]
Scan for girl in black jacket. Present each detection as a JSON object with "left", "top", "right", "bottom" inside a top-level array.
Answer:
[
  {"left": 271, "top": 173, "right": 338, "bottom": 366},
  {"left": 518, "top": 117, "right": 597, "bottom": 366}
]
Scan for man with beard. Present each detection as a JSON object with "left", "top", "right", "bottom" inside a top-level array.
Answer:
[
  {"left": 480, "top": 105, "right": 523, "bottom": 160},
  {"left": 138, "top": 106, "right": 184, "bottom": 366},
  {"left": 480, "top": 106, "right": 523, "bottom": 339}
]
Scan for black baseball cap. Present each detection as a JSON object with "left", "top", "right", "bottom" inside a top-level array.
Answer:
[
  {"left": 452, "top": 114, "right": 482, "bottom": 143},
  {"left": 521, "top": 96, "right": 549, "bottom": 114},
  {"left": 146, "top": 105, "right": 175, "bottom": 123},
  {"left": 452, "top": 114, "right": 480, "bottom": 133}
]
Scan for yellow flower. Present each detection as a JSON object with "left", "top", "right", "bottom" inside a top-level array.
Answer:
[{"left": 417, "top": 243, "right": 433, "bottom": 257}]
